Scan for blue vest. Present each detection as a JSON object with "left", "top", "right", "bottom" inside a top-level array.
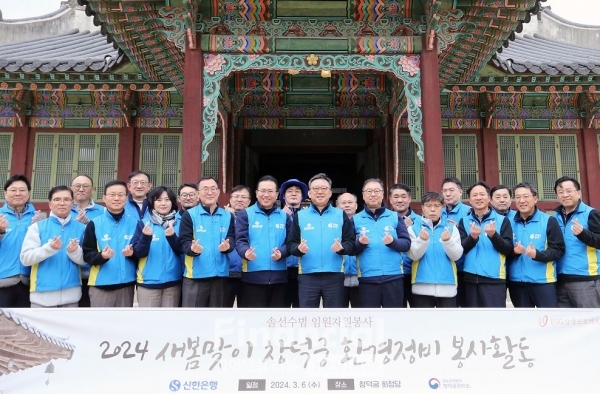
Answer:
[
  {"left": 353, "top": 208, "right": 404, "bottom": 277},
  {"left": 442, "top": 201, "right": 471, "bottom": 271},
  {"left": 183, "top": 206, "right": 231, "bottom": 279},
  {"left": 401, "top": 210, "right": 421, "bottom": 274},
  {"left": 344, "top": 255, "right": 357, "bottom": 276},
  {"left": 30, "top": 217, "right": 85, "bottom": 291},
  {"left": 509, "top": 210, "right": 556, "bottom": 283},
  {"left": 137, "top": 219, "right": 183, "bottom": 285},
  {"left": 70, "top": 202, "right": 105, "bottom": 221},
  {"left": 463, "top": 210, "right": 507, "bottom": 280},
  {"left": 0, "top": 203, "right": 36, "bottom": 278},
  {"left": 411, "top": 218, "right": 457, "bottom": 285},
  {"left": 242, "top": 204, "right": 287, "bottom": 273},
  {"left": 296, "top": 205, "right": 345, "bottom": 274},
  {"left": 553, "top": 201, "right": 600, "bottom": 276},
  {"left": 88, "top": 210, "right": 138, "bottom": 286}
]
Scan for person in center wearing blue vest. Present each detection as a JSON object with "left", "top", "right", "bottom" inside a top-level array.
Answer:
[
  {"left": 20, "top": 186, "right": 86, "bottom": 307},
  {"left": 353, "top": 179, "right": 411, "bottom": 308},
  {"left": 280, "top": 178, "right": 308, "bottom": 308},
  {"left": 508, "top": 183, "right": 564, "bottom": 308},
  {"left": 82, "top": 180, "right": 139, "bottom": 307},
  {"left": 287, "top": 173, "right": 355, "bottom": 308},
  {"left": 457, "top": 181, "right": 513, "bottom": 307},
  {"left": 179, "top": 176, "right": 234, "bottom": 307},
  {"left": 337, "top": 192, "right": 360, "bottom": 307},
  {"left": 130, "top": 186, "right": 183, "bottom": 307},
  {"left": 552, "top": 176, "right": 600, "bottom": 308},
  {"left": 407, "top": 192, "right": 463, "bottom": 308},
  {"left": 388, "top": 183, "right": 422, "bottom": 307},
  {"left": 235, "top": 176, "right": 291, "bottom": 307},
  {"left": 441, "top": 177, "right": 471, "bottom": 307}
]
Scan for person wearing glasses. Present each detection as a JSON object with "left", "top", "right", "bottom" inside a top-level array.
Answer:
[
  {"left": 70, "top": 174, "right": 105, "bottom": 307},
  {"left": 353, "top": 179, "right": 411, "bottom": 307},
  {"left": 179, "top": 176, "right": 234, "bottom": 307},
  {"left": 235, "top": 176, "right": 291, "bottom": 307},
  {"left": 126, "top": 170, "right": 153, "bottom": 220},
  {"left": 82, "top": 180, "right": 139, "bottom": 307},
  {"left": 407, "top": 192, "right": 463, "bottom": 308},
  {"left": 177, "top": 183, "right": 200, "bottom": 215},
  {"left": 552, "top": 176, "right": 600, "bottom": 307},
  {"left": 20, "top": 186, "right": 86, "bottom": 307},
  {"left": 508, "top": 183, "right": 564, "bottom": 308},
  {"left": 0, "top": 174, "right": 41, "bottom": 307},
  {"left": 279, "top": 178, "right": 308, "bottom": 308},
  {"left": 287, "top": 173, "right": 355, "bottom": 308},
  {"left": 224, "top": 184, "right": 252, "bottom": 307},
  {"left": 70, "top": 175, "right": 104, "bottom": 224}
]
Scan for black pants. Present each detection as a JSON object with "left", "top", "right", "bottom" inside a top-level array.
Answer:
[
  {"left": 343, "top": 286, "right": 360, "bottom": 308},
  {"left": 224, "top": 277, "right": 243, "bottom": 307},
  {"left": 464, "top": 281, "right": 506, "bottom": 308},
  {"left": 284, "top": 267, "right": 299, "bottom": 307},
  {"left": 0, "top": 282, "right": 30, "bottom": 308},
  {"left": 402, "top": 275, "right": 413, "bottom": 307},
  {"left": 241, "top": 282, "right": 286, "bottom": 308},
  {"left": 508, "top": 282, "right": 558, "bottom": 308},
  {"left": 359, "top": 278, "right": 405, "bottom": 308},
  {"left": 411, "top": 294, "right": 457, "bottom": 308},
  {"left": 456, "top": 271, "right": 467, "bottom": 307},
  {"left": 78, "top": 277, "right": 91, "bottom": 307}
]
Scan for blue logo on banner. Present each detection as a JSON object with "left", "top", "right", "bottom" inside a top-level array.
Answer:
[
  {"left": 428, "top": 378, "right": 440, "bottom": 389},
  {"left": 169, "top": 380, "right": 181, "bottom": 391}
]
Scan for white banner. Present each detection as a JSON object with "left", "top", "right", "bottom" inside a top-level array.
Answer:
[{"left": 0, "top": 308, "right": 598, "bottom": 394}]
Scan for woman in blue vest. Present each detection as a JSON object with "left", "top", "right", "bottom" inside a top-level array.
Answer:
[{"left": 131, "top": 186, "right": 182, "bottom": 307}]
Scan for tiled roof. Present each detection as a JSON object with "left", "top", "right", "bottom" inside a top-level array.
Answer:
[
  {"left": 0, "top": 28, "right": 124, "bottom": 73},
  {"left": 492, "top": 33, "right": 600, "bottom": 75}
]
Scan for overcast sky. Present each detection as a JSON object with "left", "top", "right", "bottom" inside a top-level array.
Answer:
[{"left": 0, "top": 0, "right": 598, "bottom": 25}]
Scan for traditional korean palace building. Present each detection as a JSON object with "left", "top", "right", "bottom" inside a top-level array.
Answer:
[{"left": 0, "top": 0, "right": 599, "bottom": 210}]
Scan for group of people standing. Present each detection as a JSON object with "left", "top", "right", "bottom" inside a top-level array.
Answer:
[{"left": 0, "top": 170, "right": 597, "bottom": 309}]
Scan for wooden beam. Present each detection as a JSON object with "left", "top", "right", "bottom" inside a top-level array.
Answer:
[
  {"left": 420, "top": 35, "right": 444, "bottom": 192},
  {"left": 182, "top": 33, "right": 203, "bottom": 184}
]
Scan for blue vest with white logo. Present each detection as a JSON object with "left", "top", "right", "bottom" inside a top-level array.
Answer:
[
  {"left": 353, "top": 208, "right": 404, "bottom": 277},
  {"left": 0, "top": 203, "right": 36, "bottom": 278},
  {"left": 137, "top": 219, "right": 183, "bottom": 285},
  {"left": 183, "top": 206, "right": 231, "bottom": 279},
  {"left": 88, "top": 210, "right": 138, "bottom": 286},
  {"left": 297, "top": 205, "right": 345, "bottom": 274},
  {"left": 411, "top": 218, "right": 457, "bottom": 285},
  {"left": 463, "top": 209, "right": 507, "bottom": 280},
  {"left": 242, "top": 204, "right": 287, "bottom": 273}
]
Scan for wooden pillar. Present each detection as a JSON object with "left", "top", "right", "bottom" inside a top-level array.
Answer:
[
  {"left": 582, "top": 128, "right": 600, "bottom": 207},
  {"left": 420, "top": 34, "right": 444, "bottom": 192},
  {"left": 182, "top": 33, "right": 203, "bottom": 183},
  {"left": 12, "top": 126, "right": 30, "bottom": 175},
  {"left": 482, "top": 128, "right": 500, "bottom": 186},
  {"left": 117, "top": 126, "right": 135, "bottom": 181}
]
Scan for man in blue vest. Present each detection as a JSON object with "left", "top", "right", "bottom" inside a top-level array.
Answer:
[
  {"left": 280, "top": 178, "right": 308, "bottom": 308},
  {"left": 70, "top": 174, "right": 105, "bottom": 307},
  {"left": 287, "top": 173, "right": 355, "bottom": 308},
  {"left": 490, "top": 184, "right": 516, "bottom": 220},
  {"left": 179, "top": 176, "right": 234, "bottom": 307},
  {"left": 336, "top": 192, "right": 359, "bottom": 307},
  {"left": 553, "top": 176, "right": 600, "bottom": 307},
  {"left": 441, "top": 177, "right": 471, "bottom": 307},
  {"left": 21, "top": 186, "right": 86, "bottom": 307},
  {"left": 0, "top": 174, "right": 41, "bottom": 307},
  {"left": 388, "top": 183, "right": 421, "bottom": 307},
  {"left": 458, "top": 181, "right": 513, "bottom": 307},
  {"left": 125, "top": 170, "right": 152, "bottom": 220},
  {"left": 407, "top": 191, "right": 463, "bottom": 307},
  {"left": 354, "top": 179, "right": 411, "bottom": 307},
  {"left": 508, "top": 182, "right": 564, "bottom": 307},
  {"left": 82, "top": 180, "right": 139, "bottom": 307},
  {"left": 224, "top": 184, "right": 251, "bottom": 307},
  {"left": 235, "top": 176, "right": 291, "bottom": 307}
]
